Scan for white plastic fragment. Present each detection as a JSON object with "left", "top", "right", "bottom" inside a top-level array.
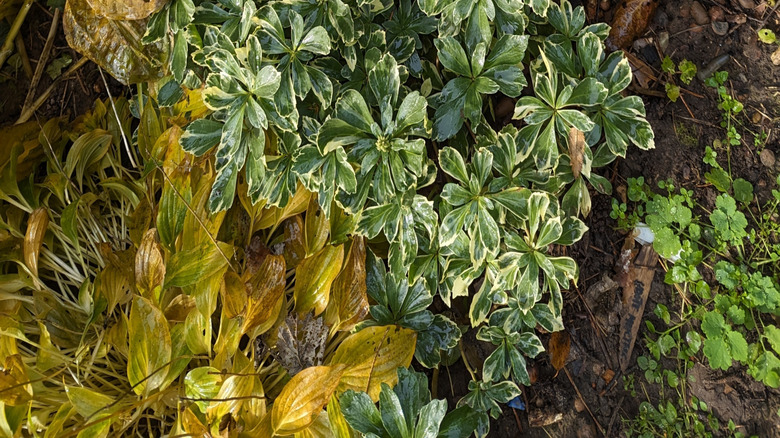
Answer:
[{"left": 632, "top": 222, "right": 682, "bottom": 263}]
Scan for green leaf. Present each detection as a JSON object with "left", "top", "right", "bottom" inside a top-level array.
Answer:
[
  {"left": 438, "top": 147, "right": 470, "bottom": 185},
  {"left": 165, "top": 242, "right": 233, "bottom": 288},
  {"left": 434, "top": 37, "right": 471, "bottom": 77},
  {"left": 299, "top": 26, "right": 331, "bottom": 55},
  {"left": 726, "top": 330, "right": 748, "bottom": 362},
  {"left": 341, "top": 390, "right": 385, "bottom": 436},
  {"left": 703, "top": 337, "right": 732, "bottom": 371},
  {"left": 181, "top": 119, "right": 223, "bottom": 156}
]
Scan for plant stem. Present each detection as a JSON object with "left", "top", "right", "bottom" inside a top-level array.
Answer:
[{"left": 0, "top": 0, "right": 34, "bottom": 70}]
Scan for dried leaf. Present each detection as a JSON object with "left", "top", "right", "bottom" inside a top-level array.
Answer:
[
  {"left": 243, "top": 244, "right": 286, "bottom": 334},
  {"left": 271, "top": 365, "right": 347, "bottom": 435},
  {"left": 294, "top": 244, "right": 344, "bottom": 316},
  {"left": 568, "top": 127, "right": 585, "bottom": 179},
  {"left": 328, "top": 325, "right": 416, "bottom": 401},
  {"left": 85, "top": 0, "right": 168, "bottom": 20},
  {"left": 271, "top": 313, "right": 329, "bottom": 376},
  {"left": 282, "top": 216, "right": 307, "bottom": 269},
  {"left": 0, "top": 354, "right": 32, "bottom": 405},
  {"left": 64, "top": 0, "right": 169, "bottom": 84},
  {"left": 164, "top": 293, "right": 196, "bottom": 322},
  {"left": 624, "top": 51, "right": 657, "bottom": 89},
  {"left": 605, "top": 0, "right": 659, "bottom": 51},
  {"left": 548, "top": 331, "right": 571, "bottom": 371},
  {"left": 23, "top": 207, "right": 48, "bottom": 279},
  {"left": 128, "top": 296, "right": 172, "bottom": 395},
  {"left": 135, "top": 229, "right": 165, "bottom": 303},
  {"left": 325, "top": 237, "right": 369, "bottom": 332}
]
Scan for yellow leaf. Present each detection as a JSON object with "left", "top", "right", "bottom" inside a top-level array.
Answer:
[
  {"left": 242, "top": 251, "right": 286, "bottom": 334},
  {"left": 135, "top": 229, "right": 165, "bottom": 303},
  {"left": 221, "top": 271, "right": 247, "bottom": 319},
  {"left": 294, "top": 410, "right": 335, "bottom": 438},
  {"left": 85, "top": 0, "right": 168, "bottom": 20},
  {"left": 23, "top": 207, "right": 48, "bottom": 279},
  {"left": 294, "top": 245, "right": 343, "bottom": 316},
  {"left": 282, "top": 215, "right": 306, "bottom": 269},
  {"left": 128, "top": 296, "right": 171, "bottom": 395},
  {"left": 165, "top": 241, "right": 233, "bottom": 288},
  {"left": 328, "top": 325, "right": 416, "bottom": 401},
  {"left": 304, "top": 197, "right": 329, "bottom": 256},
  {"left": 271, "top": 365, "right": 347, "bottom": 435},
  {"left": 326, "top": 237, "right": 369, "bottom": 333},
  {"left": 0, "top": 354, "right": 32, "bottom": 405},
  {"left": 326, "top": 393, "right": 352, "bottom": 438},
  {"left": 179, "top": 407, "right": 209, "bottom": 438},
  {"left": 206, "top": 369, "right": 257, "bottom": 424},
  {"left": 255, "top": 184, "right": 310, "bottom": 230},
  {"left": 36, "top": 322, "right": 61, "bottom": 372},
  {"left": 64, "top": 0, "right": 169, "bottom": 84}
]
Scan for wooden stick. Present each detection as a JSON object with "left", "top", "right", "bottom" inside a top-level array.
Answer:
[
  {"left": 16, "top": 56, "right": 89, "bottom": 124},
  {"left": 21, "top": 7, "right": 61, "bottom": 113},
  {"left": 0, "top": 0, "right": 34, "bottom": 69},
  {"left": 563, "top": 366, "right": 605, "bottom": 435}
]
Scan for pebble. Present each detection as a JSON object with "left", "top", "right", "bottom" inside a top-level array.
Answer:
[
  {"left": 709, "top": 5, "right": 725, "bottom": 21},
  {"left": 760, "top": 149, "right": 776, "bottom": 168},
  {"left": 772, "top": 46, "right": 780, "bottom": 66},
  {"left": 752, "top": 111, "right": 762, "bottom": 124},
  {"left": 658, "top": 31, "right": 670, "bottom": 52},
  {"left": 712, "top": 21, "right": 729, "bottom": 35},
  {"left": 574, "top": 398, "right": 586, "bottom": 413},
  {"left": 654, "top": 11, "right": 669, "bottom": 28},
  {"left": 680, "top": 2, "right": 691, "bottom": 18},
  {"left": 600, "top": 0, "right": 610, "bottom": 11},
  {"left": 737, "top": 0, "right": 756, "bottom": 9},
  {"left": 691, "top": 1, "right": 710, "bottom": 24}
]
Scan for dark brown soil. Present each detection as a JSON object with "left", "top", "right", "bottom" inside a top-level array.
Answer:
[{"left": 3, "top": 1, "right": 780, "bottom": 437}]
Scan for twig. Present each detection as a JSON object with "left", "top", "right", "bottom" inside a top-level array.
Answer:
[
  {"left": 21, "top": 7, "right": 61, "bottom": 114},
  {"left": 16, "top": 56, "right": 89, "bottom": 124},
  {"left": 605, "top": 395, "right": 625, "bottom": 437},
  {"left": 0, "top": 0, "right": 34, "bottom": 69},
  {"left": 563, "top": 366, "right": 605, "bottom": 435},
  {"left": 14, "top": 33, "right": 32, "bottom": 78},
  {"left": 758, "top": 1, "right": 780, "bottom": 30}
]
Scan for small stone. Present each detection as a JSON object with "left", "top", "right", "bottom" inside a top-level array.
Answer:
[
  {"left": 737, "top": 0, "right": 756, "bottom": 9},
  {"left": 654, "top": 11, "right": 669, "bottom": 28},
  {"left": 772, "top": 46, "right": 780, "bottom": 65},
  {"left": 691, "top": 1, "right": 710, "bottom": 24},
  {"left": 680, "top": 2, "right": 691, "bottom": 18},
  {"left": 709, "top": 5, "right": 725, "bottom": 21},
  {"left": 712, "top": 21, "right": 729, "bottom": 35},
  {"left": 574, "top": 398, "right": 586, "bottom": 412},
  {"left": 658, "top": 31, "right": 670, "bottom": 52},
  {"left": 727, "top": 13, "right": 747, "bottom": 24},
  {"left": 600, "top": 0, "right": 610, "bottom": 11},
  {"left": 760, "top": 149, "right": 776, "bottom": 168},
  {"left": 752, "top": 111, "right": 762, "bottom": 124}
]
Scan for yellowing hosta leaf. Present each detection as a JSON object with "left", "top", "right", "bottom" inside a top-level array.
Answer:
[
  {"left": 128, "top": 296, "right": 171, "bottom": 395},
  {"left": 23, "top": 207, "right": 48, "bottom": 279},
  {"left": 165, "top": 242, "right": 233, "bottom": 288},
  {"left": 64, "top": 0, "right": 169, "bottom": 85},
  {"left": 85, "top": 0, "right": 168, "bottom": 20},
  {"left": 271, "top": 365, "right": 347, "bottom": 435},
  {"left": 206, "top": 367, "right": 259, "bottom": 423},
  {"left": 65, "top": 386, "right": 114, "bottom": 419},
  {"left": 36, "top": 322, "right": 61, "bottom": 372},
  {"left": 242, "top": 252, "right": 286, "bottom": 334},
  {"left": 179, "top": 407, "right": 209, "bottom": 437},
  {"left": 135, "top": 229, "right": 165, "bottom": 303},
  {"left": 329, "top": 325, "right": 416, "bottom": 401},
  {"left": 221, "top": 271, "right": 247, "bottom": 319},
  {"left": 326, "top": 237, "right": 369, "bottom": 332},
  {"left": 294, "top": 244, "right": 344, "bottom": 316},
  {"left": 0, "top": 354, "right": 32, "bottom": 405},
  {"left": 304, "top": 197, "right": 330, "bottom": 256},
  {"left": 255, "top": 184, "right": 311, "bottom": 230},
  {"left": 282, "top": 215, "right": 306, "bottom": 269},
  {"left": 294, "top": 410, "right": 335, "bottom": 438},
  {"left": 157, "top": 163, "right": 192, "bottom": 250}
]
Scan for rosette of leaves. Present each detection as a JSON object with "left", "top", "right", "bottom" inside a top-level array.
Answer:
[
  {"left": 180, "top": 28, "right": 288, "bottom": 212},
  {"left": 364, "top": 250, "right": 460, "bottom": 368},
  {"left": 340, "top": 367, "right": 482, "bottom": 438}
]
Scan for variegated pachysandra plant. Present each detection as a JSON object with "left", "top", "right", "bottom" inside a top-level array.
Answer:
[{"left": 1, "top": 0, "right": 653, "bottom": 436}]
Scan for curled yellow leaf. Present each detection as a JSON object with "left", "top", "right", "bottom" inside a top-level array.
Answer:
[
  {"left": 242, "top": 250, "right": 286, "bottom": 334},
  {"left": 294, "top": 244, "right": 343, "bottom": 317},
  {"left": 271, "top": 365, "right": 347, "bottom": 435},
  {"left": 328, "top": 325, "right": 416, "bottom": 401},
  {"left": 23, "top": 207, "right": 48, "bottom": 278},
  {"left": 326, "top": 237, "right": 369, "bottom": 332},
  {"left": 0, "top": 354, "right": 32, "bottom": 405},
  {"left": 135, "top": 228, "right": 165, "bottom": 303},
  {"left": 85, "top": 0, "right": 168, "bottom": 20}
]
